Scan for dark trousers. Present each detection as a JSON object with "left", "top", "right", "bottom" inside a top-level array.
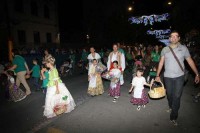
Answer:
[
  {"left": 164, "top": 75, "right": 185, "bottom": 120},
  {"left": 32, "top": 77, "right": 40, "bottom": 90},
  {"left": 42, "top": 87, "right": 47, "bottom": 94}
]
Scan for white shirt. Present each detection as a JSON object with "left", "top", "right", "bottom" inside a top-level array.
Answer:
[
  {"left": 131, "top": 76, "right": 146, "bottom": 98},
  {"left": 87, "top": 53, "right": 101, "bottom": 60},
  {"left": 87, "top": 53, "right": 101, "bottom": 68}
]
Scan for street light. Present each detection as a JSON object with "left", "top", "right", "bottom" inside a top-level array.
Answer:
[
  {"left": 86, "top": 34, "right": 90, "bottom": 44},
  {"left": 168, "top": 1, "right": 172, "bottom": 5},
  {"left": 128, "top": 6, "right": 133, "bottom": 12}
]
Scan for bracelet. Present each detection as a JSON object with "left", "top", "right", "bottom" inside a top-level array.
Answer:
[{"left": 196, "top": 74, "right": 199, "bottom": 77}]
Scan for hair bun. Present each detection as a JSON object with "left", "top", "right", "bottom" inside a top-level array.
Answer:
[{"left": 43, "top": 55, "right": 55, "bottom": 64}]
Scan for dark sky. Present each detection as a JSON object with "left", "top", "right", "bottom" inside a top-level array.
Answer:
[
  {"left": 57, "top": 0, "right": 200, "bottom": 44},
  {"left": 58, "top": 0, "right": 83, "bottom": 32},
  {"left": 58, "top": 0, "right": 166, "bottom": 31}
]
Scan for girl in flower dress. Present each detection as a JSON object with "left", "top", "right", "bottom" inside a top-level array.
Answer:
[
  {"left": 108, "top": 61, "right": 121, "bottom": 102},
  {"left": 43, "top": 56, "right": 75, "bottom": 118},
  {"left": 87, "top": 59, "right": 104, "bottom": 96},
  {"left": 129, "top": 68, "right": 151, "bottom": 111}
]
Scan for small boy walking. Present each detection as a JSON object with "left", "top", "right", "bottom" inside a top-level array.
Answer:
[
  {"left": 40, "top": 65, "right": 49, "bottom": 93},
  {"left": 29, "top": 59, "right": 40, "bottom": 91}
]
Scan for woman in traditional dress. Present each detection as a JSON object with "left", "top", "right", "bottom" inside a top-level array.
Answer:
[
  {"left": 87, "top": 47, "right": 101, "bottom": 69},
  {"left": 87, "top": 59, "right": 104, "bottom": 96},
  {"left": 43, "top": 56, "right": 75, "bottom": 118}
]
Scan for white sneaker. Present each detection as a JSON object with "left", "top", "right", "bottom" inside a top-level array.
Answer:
[
  {"left": 115, "top": 96, "right": 119, "bottom": 99},
  {"left": 137, "top": 106, "right": 141, "bottom": 111},
  {"left": 166, "top": 108, "right": 172, "bottom": 113},
  {"left": 113, "top": 98, "right": 117, "bottom": 103},
  {"left": 142, "top": 105, "right": 146, "bottom": 108},
  {"left": 170, "top": 120, "right": 178, "bottom": 126}
]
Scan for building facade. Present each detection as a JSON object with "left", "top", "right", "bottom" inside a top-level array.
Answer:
[{"left": 1, "top": 0, "right": 59, "bottom": 49}]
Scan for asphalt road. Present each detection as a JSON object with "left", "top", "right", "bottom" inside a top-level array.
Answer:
[{"left": 0, "top": 70, "right": 200, "bottom": 133}]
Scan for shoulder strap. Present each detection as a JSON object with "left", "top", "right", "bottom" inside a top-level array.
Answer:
[
  {"left": 117, "top": 52, "right": 121, "bottom": 67},
  {"left": 168, "top": 46, "right": 184, "bottom": 72}
]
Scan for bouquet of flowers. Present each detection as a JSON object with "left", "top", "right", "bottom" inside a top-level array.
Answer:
[
  {"left": 53, "top": 104, "right": 67, "bottom": 116},
  {"left": 101, "top": 71, "right": 114, "bottom": 80},
  {"left": 95, "top": 62, "right": 107, "bottom": 73},
  {"left": 52, "top": 93, "right": 68, "bottom": 116}
]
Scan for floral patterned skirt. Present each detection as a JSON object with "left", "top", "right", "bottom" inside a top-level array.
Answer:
[
  {"left": 9, "top": 84, "right": 26, "bottom": 102},
  {"left": 130, "top": 89, "right": 149, "bottom": 105},
  {"left": 88, "top": 74, "right": 104, "bottom": 96},
  {"left": 109, "top": 81, "right": 120, "bottom": 97}
]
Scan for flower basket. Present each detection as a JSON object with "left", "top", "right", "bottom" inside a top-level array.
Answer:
[
  {"left": 148, "top": 81, "right": 166, "bottom": 99},
  {"left": 52, "top": 89, "right": 68, "bottom": 116},
  {"left": 53, "top": 104, "right": 67, "bottom": 115}
]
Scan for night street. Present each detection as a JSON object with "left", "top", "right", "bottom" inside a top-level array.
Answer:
[
  {"left": 0, "top": 71, "right": 200, "bottom": 133},
  {"left": 1, "top": 0, "right": 200, "bottom": 133}
]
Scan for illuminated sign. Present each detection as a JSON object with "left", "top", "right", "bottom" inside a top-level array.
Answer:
[{"left": 128, "top": 13, "right": 169, "bottom": 26}]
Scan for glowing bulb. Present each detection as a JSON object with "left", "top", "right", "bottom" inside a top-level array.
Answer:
[
  {"left": 168, "top": 1, "right": 172, "bottom": 5},
  {"left": 128, "top": 7, "right": 132, "bottom": 11}
]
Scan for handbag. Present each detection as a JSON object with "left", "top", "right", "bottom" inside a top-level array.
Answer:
[{"left": 168, "top": 46, "right": 189, "bottom": 84}]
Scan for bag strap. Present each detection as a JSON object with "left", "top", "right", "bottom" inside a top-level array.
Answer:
[{"left": 168, "top": 46, "right": 184, "bottom": 72}]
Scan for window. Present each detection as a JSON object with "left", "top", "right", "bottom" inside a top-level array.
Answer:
[
  {"left": 17, "top": 30, "right": 26, "bottom": 44},
  {"left": 31, "top": 1, "right": 38, "bottom": 16},
  {"left": 44, "top": 5, "right": 50, "bottom": 18},
  {"left": 33, "top": 31, "right": 40, "bottom": 44},
  {"left": 46, "top": 33, "right": 52, "bottom": 43},
  {"left": 14, "top": 0, "right": 24, "bottom": 13}
]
